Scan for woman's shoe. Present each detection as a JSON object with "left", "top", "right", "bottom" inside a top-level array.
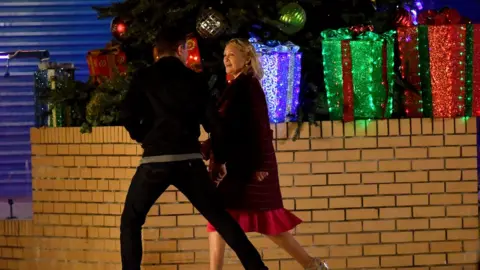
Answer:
[{"left": 305, "top": 258, "right": 329, "bottom": 270}]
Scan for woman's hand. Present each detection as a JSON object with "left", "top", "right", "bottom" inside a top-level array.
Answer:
[
  {"left": 211, "top": 163, "right": 227, "bottom": 186},
  {"left": 254, "top": 171, "right": 269, "bottom": 182}
]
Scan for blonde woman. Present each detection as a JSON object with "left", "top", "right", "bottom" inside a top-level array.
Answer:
[{"left": 201, "top": 39, "right": 328, "bottom": 270}]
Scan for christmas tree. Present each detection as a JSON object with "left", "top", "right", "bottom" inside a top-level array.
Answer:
[{"left": 42, "top": 0, "right": 419, "bottom": 132}]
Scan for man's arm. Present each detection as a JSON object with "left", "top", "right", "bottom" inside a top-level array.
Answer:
[
  {"left": 198, "top": 78, "right": 227, "bottom": 164},
  {"left": 119, "top": 71, "right": 151, "bottom": 143}
]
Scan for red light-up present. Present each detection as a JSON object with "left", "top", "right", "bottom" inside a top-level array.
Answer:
[
  {"left": 86, "top": 45, "right": 127, "bottom": 79},
  {"left": 398, "top": 8, "right": 480, "bottom": 118},
  {"left": 185, "top": 35, "right": 202, "bottom": 72}
]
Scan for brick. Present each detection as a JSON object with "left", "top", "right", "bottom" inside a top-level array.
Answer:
[
  {"left": 395, "top": 148, "right": 427, "bottom": 159},
  {"left": 276, "top": 152, "right": 294, "bottom": 163},
  {"left": 345, "top": 184, "right": 377, "bottom": 196},
  {"left": 327, "top": 150, "right": 360, "bottom": 161},
  {"left": 430, "top": 218, "right": 462, "bottom": 229},
  {"left": 328, "top": 173, "right": 361, "bottom": 185},
  {"left": 364, "top": 196, "right": 395, "bottom": 207},
  {"left": 447, "top": 205, "right": 479, "bottom": 217},
  {"left": 463, "top": 193, "right": 478, "bottom": 204},
  {"left": 429, "top": 170, "right": 461, "bottom": 181},
  {"left": 278, "top": 163, "right": 311, "bottom": 174},
  {"left": 381, "top": 232, "right": 413, "bottom": 243},
  {"left": 363, "top": 244, "right": 396, "bottom": 255},
  {"left": 411, "top": 135, "right": 443, "bottom": 146},
  {"left": 412, "top": 159, "right": 444, "bottom": 170},
  {"left": 397, "top": 243, "right": 429, "bottom": 254},
  {"left": 380, "top": 207, "right": 412, "bottom": 219},
  {"left": 396, "top": 171, "right": 428, "bottom": 183},
  {"left": 329, "top": 221, "right": 362, "bottom": 233},
  {"left": 396, "top": 219, "right": 429, "bottom": 230},
  {"left": 312, "top": 210, "right": 345, "bottom": 221},
  {"left": 346, "top": 209, "right": 378, "bottom": 220},
  {"left": 345, "top": 161, "right": 377, "bottom": 172},
  {"left": 362, "top": 149, "right": 394, "bottom": 160},
  {"left": 414, "top": 230, "right": 446, "bottom": 241},
  {"left": 430, "top": 194, "right": 461, "bottom": 205},
  {"left": 462, "top": 169, "right": 477, "bottom": 180},
  {"left": 362, "top": 172, "right": 394, "bottom": 183},
  {"left": 160, "top": 228, "right": 193, "bottom": 239},
  {"left": 378, "top": 137, "right": 410, "bottom": 147},
  {"left": 379, "top": 183, "right": 411, "bottom": 195},
  {"left": 379, "top": 160, "right": 411, "bottom": 171},
  {"left": 314, "top": 234, "right": 346, "bottom": 245},
  {"left": 447, "top": 229, "right": 478, "bottom": 240},
  {"left": 377, "top": 119, "right": 388, "bottom": 135},
  {"left": 347, "top": 233, "right": 379, "bottom": 244},
  {"left": 429, "top": 146, "right": 461, "bottom": 157},
  {"left": 445, "top": 134, "right": 476, "bottom": 145},
  {"left": 294, "top": 175, "right": 326, "bottom": 186},
  {"left": 332, "top": 121, "right": 344, "bottom": 137},
  {"left": 412, "top": 182, "right": 445, "bottom": 193},
  {"left": 329, "top": 197, "right": 362, "bottom": 209},
  {"left": 295, "top": 222, "right": 329, "bottom": 234},
  {"left": 463, "top": 217, "right": 479, "bottom": 228},
  {"left": 446, "top": 181, "right": 477, "bottom": 192},
  {"left": 281, "top": 187, "right": 311, "bottom": 198},
  {"left": 311, "top": 138, "right": 343, "bottom": 149},
  {"left": 277, "top": 139, "right": 309, "bottom": 151},
  {"left": 347, "top": 257, "right": 380, "bottom": 268},
  {"left": 330, "top": 246, "right": 362, "bottom": 257},
  {"left": 312, "top": 186, "right": 344, "bottom": 197},
  {"left": 363, "top": 220, "right": 395, "bottom": 231},
  {"left": 447, "top": 252, "right": 478, "bottom": 264},
  {"left": 413, "top": 206, "right": 445, "bottom": 217},
  {"left": 344, "top": 137, "right": 377, "bottom": 148},
  {"left": 430, "top": 241, "right": 462, "bottom": 253},
  {"left": 414, "top": 254, "right": 446, "bottom": 265},
  {"left": 397, "top": 195, "right": 428, "bottom": 206},
  {"left": 461, "top": 146, "right": 477, "bottom": 157},
  {"left": 320, "top": 121, "right": 333, "bottom": 137},
  {"left": 295, "top": 198, "right": 328, "bottom": 210},
  {"left": 433, "top": 118, "right": 444, "bottom": 134},
  {"left": 295, "top": 151, "right": 326, "bottom": 162},
  {"left": 312, "top": 162, "right": 344, "bottom": 173},
  {"left": 366, "top": 120, "right": 378, "bottom": 136},
  {"left": 445, "top": 158, "right": 477, "bottom": 169}
]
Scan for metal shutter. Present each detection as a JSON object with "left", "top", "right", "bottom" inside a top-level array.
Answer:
[{"left": 0, "top": 0, "right": 113, "bottom": 198}]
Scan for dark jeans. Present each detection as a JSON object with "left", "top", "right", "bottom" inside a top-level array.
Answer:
[{"left": 120, "top": 159, "right": 268, "bottom": 270}]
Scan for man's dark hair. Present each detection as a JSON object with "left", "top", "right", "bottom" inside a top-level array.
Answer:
[{"left": 155, "top": 28, "right": 186, "bottom": 54}]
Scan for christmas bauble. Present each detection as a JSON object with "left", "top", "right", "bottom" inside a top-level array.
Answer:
[
  {"left": 196, "top": 8, "right": 226, "bottom": 39},
  {"left": 278, "top": 3, "right": 306, "bottom": 35}
]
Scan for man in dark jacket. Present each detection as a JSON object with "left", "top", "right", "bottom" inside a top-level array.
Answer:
[{"left": 119, "top": 29, "right": 268, "bottom": 270}]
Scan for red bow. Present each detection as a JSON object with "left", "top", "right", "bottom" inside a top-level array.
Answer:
[{"left": 418, "top": 8, "right": 467, "bottom": 25}]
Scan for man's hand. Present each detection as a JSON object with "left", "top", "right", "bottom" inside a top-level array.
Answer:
[
  {"left": 254, "top": 171, "right": 269, "bottom": 182},
  {"left": 211, "top": 163, "right": 227, "bottom": 186}
]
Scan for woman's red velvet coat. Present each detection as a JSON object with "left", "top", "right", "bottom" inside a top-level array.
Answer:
[{"left": 202, "top": 73, "right": 284, "bottom": 210}]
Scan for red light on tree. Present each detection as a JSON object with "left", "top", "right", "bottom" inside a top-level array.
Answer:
[{"left": 111, "top": 17, "right": 127, "bottom": 41}]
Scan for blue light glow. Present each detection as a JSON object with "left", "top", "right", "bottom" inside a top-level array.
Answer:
[{"left": 249, "top": 38, "right": 302, "bottom": 123}]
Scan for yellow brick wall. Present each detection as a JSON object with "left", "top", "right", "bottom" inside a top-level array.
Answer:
[{"left": 0, "top": 118, "right": 478, "bottom": 269}]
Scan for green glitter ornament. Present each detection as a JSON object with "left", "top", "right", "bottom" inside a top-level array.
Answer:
[{"left": 278, "top": 3, "right": 306, "bottom": 35}]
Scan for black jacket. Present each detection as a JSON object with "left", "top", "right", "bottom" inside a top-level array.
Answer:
[{"left": 119, "top": 57, "right": 226, "bottom": 163}]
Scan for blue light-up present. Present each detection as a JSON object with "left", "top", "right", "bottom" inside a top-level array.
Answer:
[{"left": 250, "top": 38, "right": 302, "bottom": 123}]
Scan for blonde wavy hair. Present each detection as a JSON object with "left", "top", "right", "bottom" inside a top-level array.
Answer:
[{"left": 226, "top": 38, "right": 264, "bottom": 80}]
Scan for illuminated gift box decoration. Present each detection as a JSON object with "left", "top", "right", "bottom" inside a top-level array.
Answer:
[
  {"left": 321, "top": 28, "right": 396, "bottom": 121},
  {"left": 398, "top": 8, "right": 480, "bottom": 118},
  {"left": 33, "top": 62, "right": 75, "bottom": 127},
  {"left": 250, "top": 38, "right": 302, "bottom": 123}
]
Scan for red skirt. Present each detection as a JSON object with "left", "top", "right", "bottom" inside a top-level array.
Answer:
[{"left": 207, "top": 208, "right": 302, "bottom": 235}]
